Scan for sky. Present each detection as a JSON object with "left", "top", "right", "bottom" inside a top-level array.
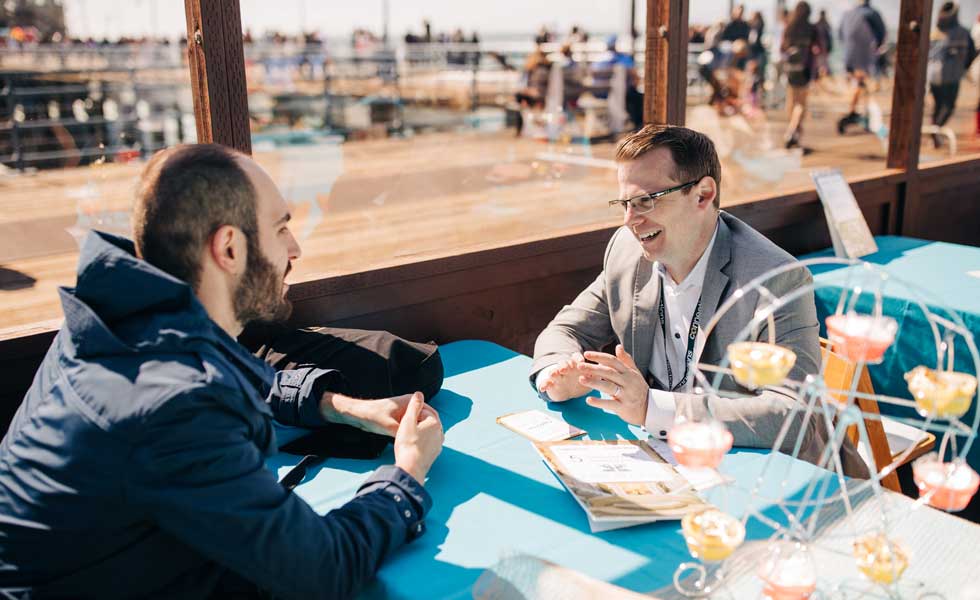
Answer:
[{"left": 62, "top": 0, "right": 980, "bottom": 42}]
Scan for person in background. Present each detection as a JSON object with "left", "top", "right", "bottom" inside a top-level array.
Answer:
[
  {"left": 591, "top": 35, "right": 644, "bottom": 129},
  {"left": 514, "top": 45, "right": 552, "bottom": 136},
  {"left": 721, "top": 4, "right": 751, "bottom": 42},
  {"left": 837, "top": 0, "right": 886, "bottom": 134},
  {"left": 697, "top": 39, "right": 752, "bottom": 116},
  {"left": 927, "top": 1, "right": 977, "bottom": 148},
  {"left": 748, "top": 11, "right": 768, "bottom": 99},
  {"left": 814, "top": 9, "right": 834, "bottom": 81},
  {"left": 560, "top": 42, "right": 586, "bottom": 110},
  {"left": 0, "top": 144, "right": 445, "bottom": 599},
  {"left": 781, "top": 1, "right": 819, "bottom": 149}
]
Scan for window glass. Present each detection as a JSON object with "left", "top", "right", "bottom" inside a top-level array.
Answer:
[
  {"left": 0, "top": 1, "right": 192, "bottom": 332},
  {"left": 918, "top": 0, "right": 980, "bottom": 164},
  {"left": 239, "top": 1, "right": 642, "bottom": 284},
  {"left": 688, "top": 1, "right": 899, "bottom": 206}
]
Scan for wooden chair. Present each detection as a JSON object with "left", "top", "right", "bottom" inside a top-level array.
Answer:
[{"left": 819, "top": 339, "right": 935, "bottom": 492}]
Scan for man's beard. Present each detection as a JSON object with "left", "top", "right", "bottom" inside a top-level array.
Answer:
[{"left": 233, "top": 235, "right": 292, "bottom": 326}]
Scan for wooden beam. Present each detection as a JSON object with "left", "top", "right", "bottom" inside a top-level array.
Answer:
[
  {"left": 644, "top": 0, "right": 689, "bottom": 125},
  {"left": 887, "top": 0, "right": 932, "bottom": 172},
  {"left": 183, "top": 0, "right": 252, "bottom": 154}
]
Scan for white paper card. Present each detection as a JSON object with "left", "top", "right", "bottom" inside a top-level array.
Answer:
[
  {"left": 496, "top": 410, "right": 584, "bottom": 442},
  {"left": 549, "top": 443, "right": 676, "bottom": 484},
  {"left": 812, "top": 168, "right": 878, "bottom": 259},
  {"left": 647, "top": 438, "right": 730, "bottom": 491}
]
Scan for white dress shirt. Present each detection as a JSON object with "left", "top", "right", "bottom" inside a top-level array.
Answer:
[{"left": 644, "top": 224, "right": 718, "bottom": 438}]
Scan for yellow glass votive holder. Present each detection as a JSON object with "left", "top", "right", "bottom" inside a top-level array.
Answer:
[
  {"left": 757, "top": 542, "right": 817, "bottom": 600},
  {"left": 728, "top": 342, "right": 797, "bottom": 388},
  {"left": 668, "top": 420, "right": 733, "bottom": 469},
  {"left": 825, "top": 314, "right": 898, "bottom": 364},
  {"left": 681, "top": 508, "right": 745, "bottom": 563},
  {"left": 905, "top": 366, "right": 977, "bottom": 419},
  {"left": 853, "top": 533, "right": 908, "bottom": 585},
  {"left": 912, "top": 454, "right": 980, "bottom": 512}
]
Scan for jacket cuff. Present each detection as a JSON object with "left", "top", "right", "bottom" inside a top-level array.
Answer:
[
  {"left": 357, "top": 465, "right": 432, "bottom": 541},
  {"left": 271, "top": 367, "right": 345, "bottom": 427}
]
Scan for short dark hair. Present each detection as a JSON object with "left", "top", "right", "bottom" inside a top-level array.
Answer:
[
  {"left": 132, "top": 144, "right": 258, "bottom": 288},
  {"left": 615, "top": 125, "right": 723, "bottom": 208}
]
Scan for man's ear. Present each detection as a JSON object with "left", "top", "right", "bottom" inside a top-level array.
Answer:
[
  {"left": 696, "top": 177, "right": 718, "bottom": 207},
  {"left": 207, "top": 225, "right": 246, "bottom": 275}
]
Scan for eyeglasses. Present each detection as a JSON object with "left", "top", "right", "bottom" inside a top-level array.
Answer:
[{"left": 608, "top": 179, "right": 701, "bottom": 215}]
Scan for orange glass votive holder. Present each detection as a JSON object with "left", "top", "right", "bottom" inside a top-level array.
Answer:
[
  {"left": 825, "top": 313, "right": 897, "bottom": 363},
  {"left": 727, "top": 342, "right": 797, "bottom": 389},
  {"left": 905, "top": 366, "right": 977, "bottom": 419},
  {"left": 912, "top": 454, "right": 980, "bottom": 512},
  {"left": 681, "top": 508, "right": 745, "bottom": 563},
  {"left": 853, "top": 533, "right": 909, "bottom": 585},
  {"left": 667, "top": 421, "right": 733, "bottom": 469},
  {"left": 757, "top": 542, "right": 817, "bottom": 600}
]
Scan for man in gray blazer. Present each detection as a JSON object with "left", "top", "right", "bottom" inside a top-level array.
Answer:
[{"left": 531, "top": 125, "right": 866, "bottom": 477}]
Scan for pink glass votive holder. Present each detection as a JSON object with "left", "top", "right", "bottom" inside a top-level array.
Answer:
[
  {"left": 667, "top": 421, "right": 733, "bottom": 469},
  {"left": 757, "top": 542, "right": 817, "bottom": 600},
  {"left": 825, "top": 313, "right": 897, "bottom": 364},
  {"left": 912, "top": 454, "right": 980, "bottom": 512}
]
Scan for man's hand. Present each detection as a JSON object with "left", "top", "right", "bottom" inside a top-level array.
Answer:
[
  {"left": 394, "top": 392, "right": 444, "bottom": 483},
  {"left": 578, "top": 345, "right": 649, "bottom": 426},
  {"left": 321, "top": 392, "right": 438, "bottom": 437},
  {"left": 538, "top": 353, "right": 590, "bottom": 402}
]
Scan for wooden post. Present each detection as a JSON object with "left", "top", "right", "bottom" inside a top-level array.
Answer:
[
  {"left": 887, "top": 0, "right": 932, "bottom": 171},
  {"left": 887, "top": 0, "right": 932, "bottom": 236},
  {"left": 644, "top": 0, "right": 689, "bottom": 125},
  {"left": 184, "top": 0, "right": 252, "bottom": 154}
]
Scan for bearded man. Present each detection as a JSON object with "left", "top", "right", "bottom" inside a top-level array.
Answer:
[{"left": 0, "top": 144, "right": 444, "bottom": 599}]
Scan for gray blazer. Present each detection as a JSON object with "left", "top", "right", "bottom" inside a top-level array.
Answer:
[{"left": 532, "top": 212, "right": 868, "bottom": 477}]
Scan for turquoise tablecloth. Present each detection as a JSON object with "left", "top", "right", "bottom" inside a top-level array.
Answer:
[
  {"left": 801, "top": 236, "right": 980, "bottom": 467},
  {"left": 266, "top": 340, "right": 980, "bottom": 599}
]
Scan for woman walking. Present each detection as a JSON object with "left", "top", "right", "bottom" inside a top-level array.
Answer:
[
  {"left": 927, "top": 2, "right": 977, "bottom": 147},
  {"left": 781, "top": 1, "right": 819, "bottom": 149}
]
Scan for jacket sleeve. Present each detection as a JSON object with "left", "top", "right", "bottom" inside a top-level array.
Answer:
[
  {"left": 529, "top": 228, "right": 623, "bottom": 383},
  {"left": 128, "top": 391, "right": 431, "bottom": 600},
  {"left": 866, "top": 10, "right": 886, "bottom": 48},
  {"left": 267, "top": 366, "right": 346, "bottom": 427}
]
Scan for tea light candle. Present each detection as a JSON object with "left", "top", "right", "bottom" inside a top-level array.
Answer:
[
  {"left": 757, "top": 542, "right": 817, "bottom": 600},
  {"left": 727, "top": 342, "right": 797, "bottom": 389},
  {"left": 668, "top": 420, "right": 733, "bottom": 469},
  {"left": 905, "top": 366, "right": 977, "bottom": 419},
  {"left": 681, "top": 508, "right": 745, "bottom": 563},
  {"left": 825, "top": 314, "right": 898, "bottom": 363},
  {"left": 912, "top": 455, "right": 980, "bottom": 512},
  {"left": 853, "top": 533, "right": 908, "bottom": 585}
]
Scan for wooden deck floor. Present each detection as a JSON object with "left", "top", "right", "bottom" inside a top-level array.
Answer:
[{"left": 2, "top": 82, "right": 979, "bottom": 335}]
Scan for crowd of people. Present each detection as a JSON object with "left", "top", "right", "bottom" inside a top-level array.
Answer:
[
  {"left": 515, "top": 25, "right": 644, "bottom": 136},
  {"left": 691, "top": 1, "right": 980, "bottom": 152},
  {"left": 5, "top": 3, "right": 980, "bottom": 151}
]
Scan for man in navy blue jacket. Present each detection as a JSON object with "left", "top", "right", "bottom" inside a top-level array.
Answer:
[{"left": 0, "top": 144, "right": 444, "bottom": 599}]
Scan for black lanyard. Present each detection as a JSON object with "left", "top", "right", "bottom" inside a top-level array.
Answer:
[{"left": 658, "top": 283, "right": 702, "bottom": 392}]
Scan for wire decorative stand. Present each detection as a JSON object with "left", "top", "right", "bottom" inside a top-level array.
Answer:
[{"left": 668, "top": 257, "right": 979, "bottom": 599}]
